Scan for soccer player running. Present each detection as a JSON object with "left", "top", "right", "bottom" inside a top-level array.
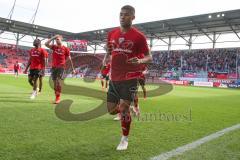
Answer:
[
  {"left": 23, "top": 39, "right": 48, "bottom": 99},
  {"left": 45, "top": 35, "right": 75, "bottom": 104},
  {"left": 100, "top": 63, "right": 110, "bottom": 91},
  {"left": 13, "top": 61, "right": 20, "bottom": 78},
  {"left": 102, "top": 5, "right": 152, "bottom": 150}
]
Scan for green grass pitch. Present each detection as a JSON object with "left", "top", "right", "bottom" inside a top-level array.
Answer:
[{"left": 0, "top": 74, "right": 239, "bottom": 160}]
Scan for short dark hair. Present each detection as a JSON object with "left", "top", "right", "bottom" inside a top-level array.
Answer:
[
  {"left": 34, "top": 39, "right": 41, "bottom": 43},
  {"left": 121, "top": 5, "right": 135, "bottom": 15}
]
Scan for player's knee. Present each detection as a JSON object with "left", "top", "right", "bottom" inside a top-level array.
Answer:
[
  {"left": 107, "top": 103, "right": 118, "bottom": 115},
  {"left": 28, "top": 78, "right": 33, "bottom": 84},
  {"left": 108, "top": 107, "right": 118, "bottom": 115},
  {"left": 119, "top": 99, "right": 130, "bottom": 109},
  {"left": 33, "top": 77, "right": 38, "bottom": 82}
]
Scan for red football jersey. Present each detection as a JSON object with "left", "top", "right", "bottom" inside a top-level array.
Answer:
[
  {"left": 139, "top": 73, "right": 145, "bottom": 80},
  {"left": 29, "top": 48, "right": 48, "bottom": 70},
  {"left": 51, "top": 45, "right": 70, "bottom": 68},
  {"left": 107, "top": 27, "right": 149, "bottom": 81},
  {"left": 14, "top": 64, "right": 20, "bottom": 70},
  {"left": 101, "top": 63, "right": 110, "bottom": 75}
]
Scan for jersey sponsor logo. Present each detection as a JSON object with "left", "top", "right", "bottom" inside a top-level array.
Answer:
[
  {"left": 113, "top": 40, "right": 134, "bottom": 54},
  {"left": 56, "top": 48, "right": 63, "bottom": 55},
  {"left": 113, "top": 48, "right": 132, "bottom": 53},
  {"left": 31, "top": 50, "right": 40, "bottom": 57}
]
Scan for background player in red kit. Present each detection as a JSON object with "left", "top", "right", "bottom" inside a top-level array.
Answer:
[
  {"left": 102, "top": 5, "right": 152, "bottom": 150},
  {"left": 24, "top": 39, "right": 48, "bottom": 99},
  {"left": 45, "top": 35, "right": 75, "bottom": 104},
  {"left": 13, "top": 61, "right": 20, "bottom": 78},
  {"left": 100, "top": 63, "right": 110, "bottom": 90}
]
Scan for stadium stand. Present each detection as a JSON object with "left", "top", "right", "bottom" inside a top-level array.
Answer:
[
  {"left": 0, "top": 43, "right": 29, "bottom": 72},
  {"left": 151, "top": 48, "right": 240, "bottom": 73},
  {"left": 0, "top": 42, "right": 239, "bottom": 80}
]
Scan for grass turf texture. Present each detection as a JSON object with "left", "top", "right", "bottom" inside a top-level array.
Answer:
[
  {"left": 0, "top": 74, "right": 239, "bottom": 160},
  {"left": 170, "top": 129, "right": 240, "bottom": 160}
]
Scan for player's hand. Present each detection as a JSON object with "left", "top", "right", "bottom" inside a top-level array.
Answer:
[
  {"left": 42, "top": 69, "right": 45, "bottom": 76},
  {"left": 23, "top": 70, "right": 27, "bottom": 74},
  {"left": 54, "top": 34, "right": 61, "bottom": 38},
  {"left": 128, "top": 57, "right": 142, "bottom": 64},
  {"left": 143, "top": 70, "right": 148, "bottom": 75},
  {"left": 53, "top": 34, "right": 62, "bottom": 40},
  {"left": 72, "top": 70, "right": 76, "bottom": 75}
]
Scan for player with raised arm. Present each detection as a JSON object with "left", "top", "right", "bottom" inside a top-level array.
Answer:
[{"left": 45, "top": 35, "right": 75, "bottom": 104}]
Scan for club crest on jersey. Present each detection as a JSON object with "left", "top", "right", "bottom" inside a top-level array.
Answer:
[
  {"left": 118, "top": 37, "right": 125, "bottom": 44},
  {"left": 56, "top": 49, "right": 63, "bottom": 54},
  {"left": 120, "top": 40, "right": 133, "bottom": 50}
]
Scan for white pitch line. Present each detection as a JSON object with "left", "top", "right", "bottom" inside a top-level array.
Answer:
[{"left": 151, "top": 123, "right": 240, "bottom": 160}]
